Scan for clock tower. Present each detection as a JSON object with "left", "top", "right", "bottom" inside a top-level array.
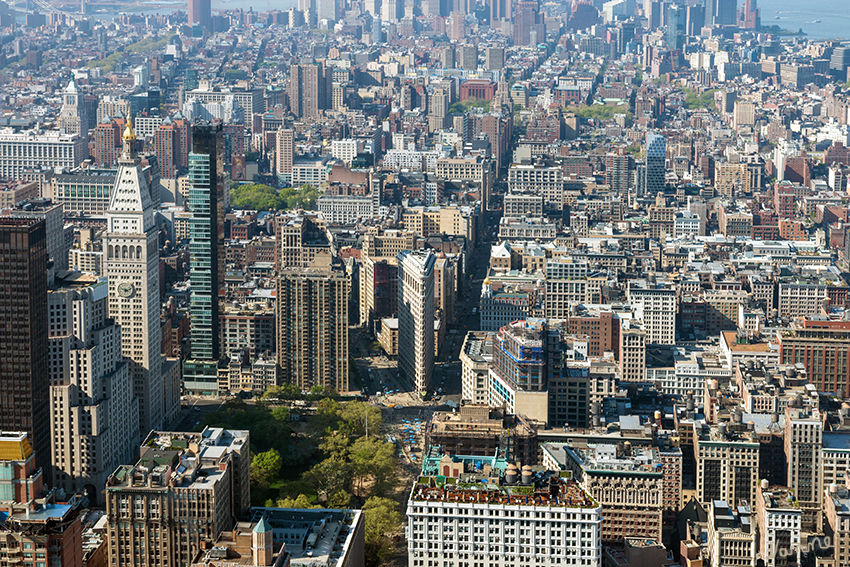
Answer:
[{"left": 104, "top": 118, "right": 164, "bottom": 439}]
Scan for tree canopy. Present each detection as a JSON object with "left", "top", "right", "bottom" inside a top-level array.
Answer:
[
  {"left": 362, "top": 497, "right": 403, "bottom": 567},
  {"left": 230, "top": 183, "right": 319, "bottom": 211},
  {"left": 573, "top": 104, "right": 633, "bottom": 123}
]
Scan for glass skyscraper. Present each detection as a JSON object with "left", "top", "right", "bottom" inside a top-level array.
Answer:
[
  {"left": 185, "top": 122, "right": 225, "bottom": 394},
  {"left": 644, "top": 133, "right": 667, "bottom": 197}
]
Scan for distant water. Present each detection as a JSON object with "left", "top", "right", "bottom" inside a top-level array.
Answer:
[
  {"left": 90, "top": 0, "right": 297, "bottom": 20},
  {"left": 761, "top": 0, "right": 850, "bottom": 40},
  {"left": 90, "top": 0, "right": 850, "bottom": 39}
]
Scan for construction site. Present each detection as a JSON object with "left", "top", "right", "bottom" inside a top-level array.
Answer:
[{"left": 424, "top": 403, "right": 539, "bottom": 467}]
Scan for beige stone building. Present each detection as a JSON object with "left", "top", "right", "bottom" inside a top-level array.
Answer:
[
  {"left": 48, "top": 273, "right": 136, "bottom": 503},
  {"left": 105, "top": 427, "right": 251, "bottom": 567}
]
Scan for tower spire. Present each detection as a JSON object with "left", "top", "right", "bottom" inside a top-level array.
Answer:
[{"left": 122, "top": 117, "right": 137, "bottom": 159}]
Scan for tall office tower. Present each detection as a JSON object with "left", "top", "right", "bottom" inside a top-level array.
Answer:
[
  {"left": 153, "top": 117, "right": 178, "bottom": 178},
  {"left": 488, "top": 319, "right": 549, "bottom": 423},
  {"left": 93, "top": 116, "right": 121, "bottom": 167},
  {"left": 489, "top": 0, "right": 511, "bottom": 26},
  {"left": 381, "top": 0, "right": 402, "bottom": 21},
  {"left": 172, "top": 112, "right": 192, "bottom": 170},
  {"left": 317, "top": 0, "right": 337, "bottom": 21},
  {"left": 739, "top": 0, "right": 758, "bottom": 28},
  {"left": 459, "top": 44, "right": 478, "bottom": 70},
  {"left": 8, "top": 198, "right": 68, "bottom": 272},
  {"left": 635, "top": 163, "right": 647, "bottom": 197},
  {"left": 0, "top": 218, "right": 49, "bottom": 475},
  {"left": 364, "top": 0, "right": 380, "bottom": 18},
  {"left": 685, "top": 4, "right": 704, "bottom": 34},
  {"left": 188, "top": 0, "right": 211, "bottom": 30},
  {"left": 605, "top": 151, "right": 632, "bottom": 198},
  {"left": 48, "top": 274, "right": 136, "bottom": 503},
  {"left": 421, "top": 0, "right": 438, "bottom": 16},
  {"left": 830, "top": 46, "right": 850, "bottom": 77},
  {"left": 485, "top": 46, "right": 504, "bottom": 70},
  {"left": 616, "top": 21, "right": 636, "bottom": 52},
  {"left": 644, "top": 132, "right": 666, "bottom": 196},
  {"left": 733, "top": 100, "right": 756, "bottom": 130},
  {"left": 449, "top": 11, "right": 464, "bottom": 41},
  {"left": 665, "top": 3, "right": 685, "bottom": 49},
  {"left": 711, "top": 0, "right": 736, "bottom": 25},
  {"left": 104, "top": 119, "right": 164, "bottom": 439},
  {"left": 513, "top": 0, "right": 538, "bottom": 46},
  {"left": 276, "top": 253, "right": 350, "bottom": 392},
  {"left": 275, "top": 128, "right": 295, "bottom": 183},
  {"left": 642, "top": 0, "right": 659, "bottom": 27},
  {"left": 397, "top": 250, "right": 436, "bottom": 394},
  {"left": 97, "top": 28, "right": 108, "bottom": 51},
  {"left": 359, "top": 253, "right": 398, "bottom": 328},
  {"left": 288, "top": 63, "right": 326, "bottom": 119},
  {"left": 184, "top": 123, "right": 226, "bottom": 396},
  {"left": 105, "top": 428, "right": 251, "bottom": 567},
  {"left": 371, "top": 14, "right": 383, "bottom": 42},
  {"left": 58, "top": 79, "right": 89, "bottom": 139},
  {"left": 429, "top": 88, "right": 450, "bottom": 120},
  {"left": 440, "top": 46, "right": 455, "bottom": 69},
  {"left": 785, "top": 406, "right": 822, "bottom": 529}
]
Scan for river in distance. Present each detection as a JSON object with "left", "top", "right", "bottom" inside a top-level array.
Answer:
[
  {"left": 761, "top": 0, "right": 850, "bottom": 40},
  {"left": 92, "top": 0, "right": 850, "bottom": 40}
]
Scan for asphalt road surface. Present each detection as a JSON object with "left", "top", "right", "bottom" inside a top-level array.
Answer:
[{"left": 171, "top": 397, "right": 227, "bottom": 432}]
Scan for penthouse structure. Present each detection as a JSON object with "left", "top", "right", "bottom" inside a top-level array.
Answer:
[
  {"left": 105, "top": 427, "right": 251, "bottom": 567},
  {"left": 407, "top": 466, "right": 601, "bottom": 567}
]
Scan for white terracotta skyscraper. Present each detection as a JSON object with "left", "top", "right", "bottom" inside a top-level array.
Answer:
[{"left": 104, "top": 118, "right": 164, "bottom": 438}]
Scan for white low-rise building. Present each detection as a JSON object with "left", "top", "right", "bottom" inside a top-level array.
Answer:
[{"left": 407, "top": 465, "right": 602, "bottom": 567}]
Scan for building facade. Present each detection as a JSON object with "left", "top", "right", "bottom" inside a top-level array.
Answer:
[
  {"left": 103, "top": 120, "right": 165, "bottom": 438},
  {"left": 0, "top": 218, "right": 50, "bottom": 474},
  {"left": 276, "top": 253, "right": 350, "bottom": 392},
  {"left": 397, "top": 250, "right": 436, "bottom": 394}
]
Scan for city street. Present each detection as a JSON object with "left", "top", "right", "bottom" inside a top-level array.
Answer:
[{"left": 170, "top": 396, "right": 227, "bottom": 432}]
